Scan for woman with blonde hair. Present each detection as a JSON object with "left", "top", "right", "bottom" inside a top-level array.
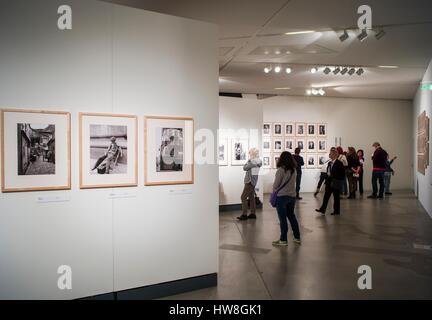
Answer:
[{"left": 237, "top": 148, "right": 262, "bottom": 220}]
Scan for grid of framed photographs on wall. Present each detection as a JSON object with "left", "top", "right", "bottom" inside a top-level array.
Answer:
[{"left": 263, "top": 122, "right": 328, "bottom": 169}]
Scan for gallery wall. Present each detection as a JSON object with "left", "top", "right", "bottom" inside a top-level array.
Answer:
[
  {"left": 219, "top": 96, "right": 263, "bottom": 206},
  {"left": 261, "top": 95, "right": 414, "bottom": 193},
  {"left": 413, "top": 59, "right": 432, "bottom": 218},
  {"left": 0, "top": 0, "right": 218, "bottom": 299}
]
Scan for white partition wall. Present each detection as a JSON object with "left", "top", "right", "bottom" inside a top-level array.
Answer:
[{"left": 0, "top": 0, "right": 218, "bottom": 299}]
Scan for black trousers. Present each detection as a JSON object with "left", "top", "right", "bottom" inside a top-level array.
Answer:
[
  {"left": 319, "top": 180, "right": 340, "bottom": 214},
  {"left": 358, "top": 170, "right": 364, "bottom": 194}
]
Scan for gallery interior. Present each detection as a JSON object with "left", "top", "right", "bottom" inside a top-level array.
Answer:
[{"left": 0, "top": 0, "right": 431, "bottom": 300}]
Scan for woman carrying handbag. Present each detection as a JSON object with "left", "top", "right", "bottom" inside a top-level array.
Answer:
[{"left": 270, "top": 151, "right": 301, "bottom": 246}]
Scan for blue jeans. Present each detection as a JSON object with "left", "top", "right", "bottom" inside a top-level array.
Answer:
[
  {"left": 384, "top": 172, "right": 392, "bottom": 193},
  {"left": 275, "top": 196, "right": 300, "bottom": 241},
  {"left": 296, "top": 172, "right": 302, "bottom": 193},
  {"left": 372, "top": 170, "right": 385, "bottom": 197}
]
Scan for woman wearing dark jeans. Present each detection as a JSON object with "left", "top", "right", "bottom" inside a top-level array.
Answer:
[
  {"left": 272, "top": 151, "right": 301, "bottom": 246},
  {"left": 357, "top": 149, "right": 365, "bottom": 195}
]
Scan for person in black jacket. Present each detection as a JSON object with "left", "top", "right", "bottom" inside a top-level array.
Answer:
[{"left": 315, "top": 149, "right": 346, "bottom": 215}]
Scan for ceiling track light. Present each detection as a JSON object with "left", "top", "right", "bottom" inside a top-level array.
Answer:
[
  {"left": 356, "top": 68, "right": 364, "bottom": 76},
  {"left": 333, "top": 67, "right": 341, "bottom": 75},
  {"left": 285, "top": 67, "right": 292, "bottom": 74},
  {"left": 264, "top": 65, "right": 272, "bottom": 73},
  {"left": 323, "top": 67, "right": 331, "bottom": 75},
  {"left": 357, "top": 29, "right": 368, "bottom": 42},
  {"left": 310, "top": 67, "right": 318, "bottom": 74},
  {"left": 348, "top": 67, "right": 356, "bottom": 75},
  {"left": 375, "top": 28, "right": 386, "bottom": 40},
  {"left": 274, "top": 65, "right": 282, "bottom": 73},
  {"left": 339, "top": 30, "right": 349, "bottom": 42},
  {"left": 307, "top": 88, "right": 325, "bottom": 96},
  {"left": 340, "top": 67, "right": 348, "bottom": 75}
]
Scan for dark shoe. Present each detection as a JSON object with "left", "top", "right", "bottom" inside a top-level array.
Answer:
[
  {"left": 236, "top": 215, "right": 248, "bottom": 221},
  {"left": 296, "top": 193, "right": 303, "bottom": 200},
  {"left": 314, "top": 192, "right": 318, "bottom": 197},
  {"left": 385, "top": 192, "right": 392, "bottom": 195},
  {"left": 247, "top": 214, "right": 257, "bottom": 219},
  {"left": 367, "top": 195, "right": 377, "bottom": 199},
  {"left": 315, "top": 209, "right": 325, "bottom": 214},
  {"left": 377, "top": 195, "right": 384, "bottom": 199},
  {"left": 330, "top": 212, "right": 340, "bottom": 215}
]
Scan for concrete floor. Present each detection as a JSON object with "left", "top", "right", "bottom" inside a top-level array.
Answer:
[{"left": 165, "top": 191, "right": 432, "bottom": 300}]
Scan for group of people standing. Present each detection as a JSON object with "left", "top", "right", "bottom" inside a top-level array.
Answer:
[{"left": 236, "top": 142, "right": 397, "bottom": 247}]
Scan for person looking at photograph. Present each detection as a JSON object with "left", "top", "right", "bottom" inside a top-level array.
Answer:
[
  {"left": 292, "top": 147, "right": 304, "bottom": 200},
  {"left": 237, "top": 148, "right": 262, "bottom": 221},
  {"left": 92, "top": 136, "right": 122, "bottom": 174},
  {"left": 368, "top": 142, "right": 388, "bottom": 199},
  {"left": 384, "top": 155, "right": 398, "bottom": 195},
  {"left": 357, "top": 149, "right": 365, "bottom": 195},
  {"left": 271, "top": 151, "right": 301, "bottom": 246}
]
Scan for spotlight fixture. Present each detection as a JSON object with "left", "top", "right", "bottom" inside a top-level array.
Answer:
[
  {"left": 307, "top": 88, "right": 325, "bottom": 96},
  {"left": 356, "top": 68, "right": 364, "bottom": 76},
  {"left": 311, "top": 89, "right": 318, "bottom": 95},
  {"left": 339, "top": 30, "right": 349, "bottom": 42},
  {"left": 264, "top": 66, "right": 272, "bottom": 73},
  {"left": 375, "top": 29, "right": 386, "bottom": 40},
  {"left": 306, "top": 89, "right": 312, "bottom": 95},
  {"left": 318, "top": 88, "right": 325, "bottom": 96},
  {"left": 274, "top": 65, "right": 282, "bottom": 73},
  {"left": 357, "top": 29, "right": 368, "bottom": 42},
  {"left": 333, "top": 67, "right": 341, "bottom": 75},
  {"left": 348, "top": 67, "right": 356, "bottom": 75},
  {"left": 311, "top": 67, "right": 318, "bottom": 74},
  {"left": 323, "top": 67, "right": 331, "bottom": 75},
  {"left": 340, "top": 67, "right": 348, "bottom": 75},
  {"left": 285, "top": 67, "right": 292, "bottom": 74}
]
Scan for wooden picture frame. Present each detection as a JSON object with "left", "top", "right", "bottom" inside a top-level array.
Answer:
[
  {"left": 79, "top": 112, "right": 138, "bottom": 189},
  {"left": 1, "top": 109, "right": 71, "bottom": 193},
  {"left": 144, "top": 116, "right": 194, "bottom": 185}
]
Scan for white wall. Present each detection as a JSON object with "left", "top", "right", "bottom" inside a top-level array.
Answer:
[
  {"left": 413, "top": 60, "right": 432, "bottom": 218},
  {"left": 0, "top": 0, "right": 218, "bottom": 299},
  {"left": 262, "top": 96, "right": 414, "bottom": 193},
  {"left": 219, "top": 96, "right": 263, "bottom": 205}
]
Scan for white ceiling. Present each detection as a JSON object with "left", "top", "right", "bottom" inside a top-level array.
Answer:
[{"left": 103, "top": 0, "right": 432, "bottom": 100}]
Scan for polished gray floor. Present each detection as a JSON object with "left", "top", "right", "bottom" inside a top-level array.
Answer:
[{"left": 165, "top": 191, "right": 432, "bottom": 300}]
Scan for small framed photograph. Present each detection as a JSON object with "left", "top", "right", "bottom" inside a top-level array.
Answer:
[
  {"left": 306, "top": 154, "right": 317, "bottom": 169},
  {"left": 307, "top": 139, "right": 316, "bottom": 152},
  {"left": 273, "top": 123, "right": 283, "bottom": 136},
  {"left": 262, "top": 154, "right": 272, "bottom": 169},
  {"left": 285, "top": 123, "right": 294, "bottom": 136},
  {"left": 285, "top": 138, "right": 295, "bottom": 153},
  {"left": 273, "top": 154, "right": 281, "bottom": 169},
  {"left": 318, "top": 154, "right": 329, "bottom": 166},
  {"left": 318, "top": 123, "right": 327, "bottom": 137},
  {"left": 318, "top": 139, "right": 327, "bottom": 152},
  {"left": 1, "top": 109, "right": 71, "bottom": 192},
  {"left": 80, "top": 113, "right": 138, "bottom": 189},
  {"left": 273, "top": 138, "right": 283, "bottom": 152},
  {"left": 262, "top": 138, "right": 271, "bottom": 152},
  {"left": 307, "top": 123, "right": 316, "bottom": 136},
  {"left": 231, "top": 138, "right": 249, "bottom": 166},
  {"left": 218, "top": 137, "right": 228, "bottom": 166},
  {"left": 296, "top": 123, "right": 305, "bottom": 136},
  {"left": 144, "top": 116, "right": 194, "bottom": 186},
  {"left": 263, "top": 123, "right": 271, "bottom": 137},
  {"left": 296, "top": 138, "right": 305, "bottom": 151}
]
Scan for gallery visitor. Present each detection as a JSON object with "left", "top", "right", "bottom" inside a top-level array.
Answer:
[
  {"left": 315, "top": 149, "right": 346, "bottom": 215},
  {"left": 357, "top": 149, "right": 365, "bottom": 195},
  {"left": 314, "top": 157, "right": 330, "bottom": 197},
  {"left": 384, "top": 155, "right": 398, "bottom": 195},
  {"left": 271, "top": 151, "right": 301, "bottom": 246},
  {"left": 292, "top": 147, "right": 304, "bottom": 200},
  {"left": 336, "top": 147, "right": 348, "bottom": 197},
  {"left": 368, "top": 142, "right": 389, "bottom": 199},
  {"left": 346, "top": 147, "right": 361, "bottom": 199},
  {"left": 237, "top": 148, "right": 262, "bottom": 221}
]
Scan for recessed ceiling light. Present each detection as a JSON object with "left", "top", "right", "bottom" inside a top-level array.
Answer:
[
  {"left": 285, "top": 67, "right": 292, "bottom": 74},
  {"left": 339, "top": 30, "right": 349, "bottom": 42},
  {"left": 378, "top": 65, "right": 399, "bottom": 68},
  {"left": 275, "top": 50, "right": 281, "bottom": 55},
  {"left": 285, "top": 30, "right": 315, "bottom": 35},
  {"left": 310, "top": 67, "right": 318, "bottom": 74},
  {"left": 275, "top": 87, "right": 291, "bottom": 90},
  {"left": 274, "top": 66, "right": 282, "bottom": 73}
]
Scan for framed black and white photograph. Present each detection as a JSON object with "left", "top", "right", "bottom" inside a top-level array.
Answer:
[
  {"left": 263, "top": 123, "right": 271, "bottom": 137},
  {"left": 80, "top": 113, "right": 138, "bottom": 189},
  {"left": 296, "top": 138, "right": 305, "bottom": 151},
  {"left": 307, "top": 154, "right": 317, "bottom": 169},
  {"left": 1, "top": 109, "right": 71, "bottom": 192},
  {"left": 273, "top": 154, "right": 281, "bottom": 169},
  {"left": 273, "top": 138, "right": 283, "bottom": 152},
  {"left": 318, "top": 154, "right": 329, "bottom": 166},
  {"left": 296, "top": 123, "right": 305, "bottom": 136},
  {"left": 262, "top": 154, "right": 271, "bottom": 169},
  {"left": 231, "top": 138, "right": 249, "bottom": 166},
  {"left": 285, "top": 123, "right": 294, "bottom": 136},
  {"left": 318, "top": 139, "right": 327, "bottom": 152},
  {"left": 218, "top": 138, "right": 228, "bottom": 166},
  {"left": 273, "top": 123, "right": 283, "bottom": 136},
  {"left": 307, "top": 123, "right": 316, "bottom": 136},
  {"left": 285, "top": 139, "right": 295, "bottom": 153},
  {"left": 145, "top": 116, "right": 194, "bottom": 185},
  {"left": 307, "top": 139, "right": 316, "bottom": 152},
  {"left": 318, "top": 123, "right": 327, "bottom": 137},
  {"left": 262, "top": 138, "right": 271, "bottom": 152}
]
